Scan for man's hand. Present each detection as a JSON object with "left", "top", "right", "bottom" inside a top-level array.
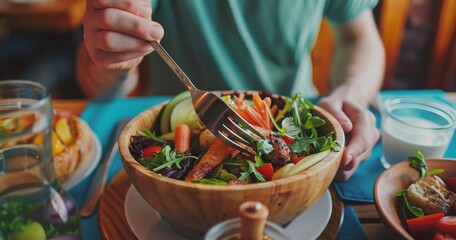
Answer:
[
  {"left": 318, "top": 97, "right": 380, "bottom": 181},
  {"left": 83, "top": 0, "right": 164, "bottom": 70},
  {"left": 77, "top": 0, "right": 165, "bottom": 98}
]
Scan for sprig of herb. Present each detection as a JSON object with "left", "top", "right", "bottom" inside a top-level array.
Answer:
[
  {"left": 239, "top": 160, "right": 266, "bottom": 182},
  {"left": 268, "top": 93, "right": 339, "bottom": 155},
  {"left": 289, "top": 132, "right": 341, "bottom": 154},
  {"left": 394, "top": 189, "right": 424, "bottom": 217},
  {"left": 407, "top": 149, "right": 444, "bottom": 179},
  {"left": 140, "top": 129, "right": 168, "bottom": 145},
  {"left": 302, "top": 116, "right": 326, "bottom": 129},
  {"left": 138, "top": 145, "right": 198, "bottom": 172},
  {"left": 223, "top": 158, "right": 266, "bottom": 182}
]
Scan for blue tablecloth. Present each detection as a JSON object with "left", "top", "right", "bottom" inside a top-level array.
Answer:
[
  {"left": 70, "top": 90, "right": 456, "bottom": 240},
  {"left": 69, "top": 96, "right": 171, "bottom": 240}
]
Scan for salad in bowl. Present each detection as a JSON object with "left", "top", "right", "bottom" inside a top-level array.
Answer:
[
  {"left": 128, "top": 90, "right": 341, "bottom": 185},
  {"left": 118, "top": 90, "right": 344, "bottom": 233}
]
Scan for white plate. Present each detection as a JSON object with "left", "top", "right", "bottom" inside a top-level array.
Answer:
[
  {"left": 124, "top": 185, "right": 332, "bottom": 240},
  {"left": 61, "top": 130, "right": 102, "bottom": 190}
]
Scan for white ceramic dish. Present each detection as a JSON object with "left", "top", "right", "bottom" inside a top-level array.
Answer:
[
  {"left": 61, "top": 130, "right": 102, "bottom": 190},
  {"left": 124, "top": 185, "right": 332, "bottom": 240}
]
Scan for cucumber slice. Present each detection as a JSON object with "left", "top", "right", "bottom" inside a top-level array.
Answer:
[
  {"left": 170, "top": 97, "right": 202, "bottom": 132},
  {"left": 160, "top": 91, "right": 191, "bottom": 134}
]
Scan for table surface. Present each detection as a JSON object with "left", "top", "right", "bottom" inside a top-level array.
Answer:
[
  {"left": 51, "top": 92, "right": 456, "bottom": 239},
  {"left": 0, "top": 0, "right": 86, "bottom": 31},
  {"left": 96, "top": 170, "right": 344, "bottom": 240}
]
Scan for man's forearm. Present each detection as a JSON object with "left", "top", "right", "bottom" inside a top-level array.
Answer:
[
  {"left": 330, "top": 11, "right": 385, "bottom": 106},
  {"left": 330, "top": 37, "right": 384, "bottom": 106},
  {"left": 76, "top": 42, "right": 139, "bottom": 98}
]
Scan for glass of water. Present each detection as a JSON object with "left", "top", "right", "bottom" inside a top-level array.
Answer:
[
  {"left": 380, "top": 97, "right": 456, "bottom": 169},
  {"left": 0, "top": 80, "right": 81, "bottom": 240}
]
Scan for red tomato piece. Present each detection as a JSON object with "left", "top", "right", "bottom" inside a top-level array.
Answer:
[
  {"left": 281, "top": 135, "right": 294, "bottom": 144},
  {"left": 446, "top": 177, "right": 456, "bottom": 192},
  {"left": 291, "top": 156, "right": 305, "bottom": 165},
  {"left": 436, "top": 216, "right": 456, "bottom": 236},
  {"left": 143, "top": 145, "right": 163, "bottom": 157},
  {"left": 407, "top": 212, "right": 444, "bottom": 238},
  {"left": 256, "top": 163, "right": 274, "bottom": 181}
]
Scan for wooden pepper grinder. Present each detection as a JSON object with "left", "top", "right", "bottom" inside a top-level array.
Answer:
[
  {"left": 238, "top": 201, "right": 269, "bottom": 240},
  {"left": 204, "top": 201, "right": 291, "bottom": 240}
]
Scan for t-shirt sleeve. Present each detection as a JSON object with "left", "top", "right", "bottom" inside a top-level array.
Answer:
[
  {"left": 151, "top": 0, "right": 159, "bottom": 14},
  {"left": 324, "top": 0, "right": 379, "bottom": 24}
]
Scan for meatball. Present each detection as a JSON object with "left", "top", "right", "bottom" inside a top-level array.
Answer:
[{"left": 263, "top": 135, "right": 290, "bottom": 167}]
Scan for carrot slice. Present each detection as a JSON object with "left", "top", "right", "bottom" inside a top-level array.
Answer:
[
  {"left": 252, "top": 92, "right": 264, "bottom": 113},
  {"left": 246, "top": 105, "right": 266, "bottom": 128},
  {"left": 174, "top": 124, "right": 191, "bottom": 153},
  {"left": 270, "top": 105, "right": 278, "bottom": 117},
  {"left": 234, "top": 108, "right": 256, "bottom": 125},
  {"left": 233, "top": 95, "right": 244, "bottom": 108},
  {"left": 184, "top": 139, "right": 237, "bottom": 181},
  {"left": 263, "top": 97, "right": 271, "bottom": 108}
]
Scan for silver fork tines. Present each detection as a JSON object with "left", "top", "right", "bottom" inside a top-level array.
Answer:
[
  {"left": 193, "top": 91, "right": 266, "bottom": 155},
  {"left": 150, "top": 41, "right": 265, "bottom": 155}
]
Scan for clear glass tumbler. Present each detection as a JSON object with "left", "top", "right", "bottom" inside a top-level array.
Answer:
[
  {"left": 380, "top": 97, "right": 456, "bottom": 169},
  {"left": 0, "top": 80, "right": 81, "bottom": 240}
]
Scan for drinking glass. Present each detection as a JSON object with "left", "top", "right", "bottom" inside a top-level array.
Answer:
[
  {"left": 0, "top": 80, "right": 81, "bottom": 240},
  {"left": 380, "top": 97, "right": 456, "bottom": 169}
]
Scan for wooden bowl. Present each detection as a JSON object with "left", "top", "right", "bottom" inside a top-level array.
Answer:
[
  {"left": 374, "top": 158, "right": 456, "bottom": 239},
  {"left": 118, "top": 92, "right": 344, "bottom": 236}
]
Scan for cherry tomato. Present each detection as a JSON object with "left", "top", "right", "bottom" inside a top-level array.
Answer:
[
  {"left": 281, "top": 135, "right": 294, "bottom": 144},
  {"left": 406, "top": 212, "right": 444, "bottom": 238},
  {"left": 435, "top": 216, "right": 456, "bottom": 236},
  {"left": 446, "top": 177, "right": 456, "bottom": 192},
  {"left": 143, "top": 145, "right": 163, "bottom": 157},
  {"left": 256, "top": 163, "right": 274, "bottom": 181}
]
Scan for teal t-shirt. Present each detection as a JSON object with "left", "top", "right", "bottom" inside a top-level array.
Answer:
[{"left": 148, "top": 0, "right": 378, "bottom": 97}]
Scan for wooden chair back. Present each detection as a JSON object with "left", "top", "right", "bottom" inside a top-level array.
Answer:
[{"left": 311, "top": 0, "right": 456, "bottom": 94}]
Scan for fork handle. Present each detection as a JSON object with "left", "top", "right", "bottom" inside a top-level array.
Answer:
[{"left": 150, "top": 41, "right": 196, "bottom": 91}]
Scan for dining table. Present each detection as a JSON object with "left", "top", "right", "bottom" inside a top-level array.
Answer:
[{"left": 52, "top": 90, "right": 456, "bottom": 240}]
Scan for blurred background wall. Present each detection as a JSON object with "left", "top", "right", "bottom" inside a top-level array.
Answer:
[{"left": 393, "top": 0, "right": 455, "bottom": 90}]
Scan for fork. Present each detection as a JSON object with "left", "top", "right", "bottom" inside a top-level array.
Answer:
[{"left": 150, "top": 41, "right": 266, "bottom": 155}]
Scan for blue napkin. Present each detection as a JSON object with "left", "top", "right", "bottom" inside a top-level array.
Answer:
[
  {"left": 68, "top": 96, "right": 171, "bottom": 240},
  {"left": 333, "top": 89, "right": 456, "bottom": 203}
]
